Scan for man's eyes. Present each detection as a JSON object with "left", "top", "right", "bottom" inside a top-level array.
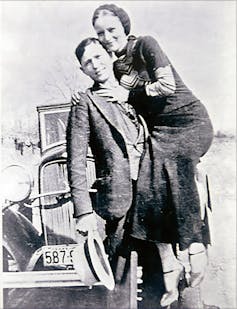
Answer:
[{"left": 84, "top": 55, "right": 101, "bottom": 66}]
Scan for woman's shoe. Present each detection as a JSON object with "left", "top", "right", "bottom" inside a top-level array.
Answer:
[
  {"left": 160, "top": 265, "right": 183, "bottom": 307},
  {"left": 160, "top": 290, "right": 179, "bottom": 308}
]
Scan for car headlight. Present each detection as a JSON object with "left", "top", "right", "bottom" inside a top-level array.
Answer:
[{"left": 1, "top": 165, "right": 34, "bottom": 202}]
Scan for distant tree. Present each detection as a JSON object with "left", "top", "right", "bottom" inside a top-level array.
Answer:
[
  {"left": 42, "top": 57, "right": 91, "bottom": 104},
  {"left": 215, "top": 130, "right": 235, "bottom": 139}
]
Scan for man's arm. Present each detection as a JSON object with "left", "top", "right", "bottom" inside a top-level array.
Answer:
[{"left": 66, "top": 93, "right": 93, "bottom": 218}]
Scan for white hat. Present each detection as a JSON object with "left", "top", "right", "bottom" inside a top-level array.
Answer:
[{"left": 72, "top": 231, "right": 115, "bottom": 290}]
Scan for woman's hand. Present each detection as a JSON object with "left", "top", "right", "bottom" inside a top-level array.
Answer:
[
  {"left": 96, "top": 85, "right": 129, "bottom": 103},
  {"left": 71, "top": 92, "right": 81, "bottom": 105}
]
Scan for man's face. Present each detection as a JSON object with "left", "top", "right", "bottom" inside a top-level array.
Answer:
[{"left": 80, "top": 42, "right": 113, "bottom": 83}]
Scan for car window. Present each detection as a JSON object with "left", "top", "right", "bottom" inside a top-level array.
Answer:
[
  {"left": 44, "top": 112, "right": 68, "bottom": 147},
  {"left": 41, "top": 161, "right": 69, "bottom": 205},
  {"left": 40, "top": 157, "right": 96, "bottom": 206},
  {"left": 37, "top": 104, "right": 71, "bottom": 153}
]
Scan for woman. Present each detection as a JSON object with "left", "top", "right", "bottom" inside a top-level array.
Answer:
[{"left": 91, "top": 4, "right": 214, "bottom": 307}]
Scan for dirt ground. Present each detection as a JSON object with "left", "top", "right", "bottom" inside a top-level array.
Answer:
[
  {"left": 198, "top": 137, "right": 236, "bottom": 309},
  {"left": 1, "top": 136, "right": 236, "bottom": 308}
]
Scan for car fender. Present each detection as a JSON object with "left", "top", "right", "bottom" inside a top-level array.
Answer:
[{"left": 2, "top": 207, "right": 43, "bottom": 271}]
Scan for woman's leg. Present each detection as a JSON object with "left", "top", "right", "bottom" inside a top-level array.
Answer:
[
  {"left": 156, "top": 243, "right": 183, "bottom": 306},
  {"left": 156, "top": 243, "right": 181, "bottom": 272}
]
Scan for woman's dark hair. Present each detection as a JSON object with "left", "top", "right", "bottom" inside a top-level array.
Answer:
[
  {"left": 75, "top": 37, "right": 100, "bottom": 63},
  {"left": 92, "top": 4, "right": 131, "bottom": 35}
]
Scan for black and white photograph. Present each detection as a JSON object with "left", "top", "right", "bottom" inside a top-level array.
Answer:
[{"left": 1, "top": 1, "right": 236, "bottom": 309}]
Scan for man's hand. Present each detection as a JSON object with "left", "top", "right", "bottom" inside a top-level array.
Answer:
[
  {"left": 75, "top": 213, "right": 98, "bottom": 236},
  {"left": 96, "top": 85, "right": 129, "bottom": 103}
]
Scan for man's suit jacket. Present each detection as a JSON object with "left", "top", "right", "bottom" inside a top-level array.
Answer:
[{"left": 66, "top": 89, "right": 149, "bottom": 222}]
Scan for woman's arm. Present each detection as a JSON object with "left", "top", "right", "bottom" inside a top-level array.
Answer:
[{"left": 139, "top": 35, "right": 176, "bottom": 97}]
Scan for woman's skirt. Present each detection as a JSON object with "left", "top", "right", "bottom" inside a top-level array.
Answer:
[{"left": 127, "top": 101, "right": 214, "bottom": 250}]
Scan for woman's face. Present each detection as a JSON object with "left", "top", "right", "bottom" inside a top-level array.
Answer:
[{"left": 94, "top": 14, "right": 128, "bottom": 53}]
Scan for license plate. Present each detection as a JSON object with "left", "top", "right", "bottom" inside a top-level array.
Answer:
[{"left": 42, "top": 244, "right": 78, "bottom": 267}]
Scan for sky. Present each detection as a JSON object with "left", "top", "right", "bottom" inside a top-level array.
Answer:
[{"left": 0, "top": 1, "right": 236, "bottom": 134}]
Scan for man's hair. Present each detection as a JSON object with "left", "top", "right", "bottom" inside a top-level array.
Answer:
[{"left": 75, "top": 37, "right": 102, "bottom": 64}]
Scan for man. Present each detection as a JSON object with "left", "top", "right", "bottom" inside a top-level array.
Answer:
[
  {"left": 67, "top": 38, "right": 214, "bottom": 309},
  {"left": 66, "top": 37, "right": 147, "bottom": 256}
]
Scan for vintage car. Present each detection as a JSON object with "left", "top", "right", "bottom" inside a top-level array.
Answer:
[
  {"left": 2, "top": 103, "right": 206, "bottom": 309},
  {"left": 2, "top": 103, "right": 142, "bottom": 309}
]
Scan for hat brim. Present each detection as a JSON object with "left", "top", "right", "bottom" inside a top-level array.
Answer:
[{"left": 87, "top": 231, "right": 115, "bottom": 290}]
